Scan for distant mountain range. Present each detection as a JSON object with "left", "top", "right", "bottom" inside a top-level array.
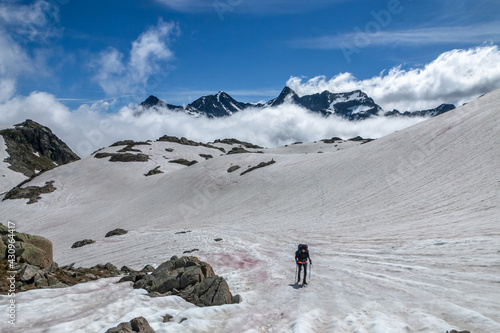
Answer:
[{"left": 136, "top": 87, "right": 455, "bottom": 120}]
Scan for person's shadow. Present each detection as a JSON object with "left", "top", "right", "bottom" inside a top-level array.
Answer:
[{"left": 288, "top": 283, "right": 304, "bottom": 289}]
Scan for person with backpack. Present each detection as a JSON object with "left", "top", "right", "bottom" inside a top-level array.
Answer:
[{"left": 295, "top": 244, "right": 311, "bottom": 285}]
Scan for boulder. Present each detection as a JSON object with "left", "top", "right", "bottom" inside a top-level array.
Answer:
[
  {"left": 127, "top": 256, "right": 233, "bottom": 307},
  {"left": 19, "top": 264, "right": 42, "bottom": 282},
  {"left": 0, "top": 226, "right": 54, "bottom": 269},
  {"left": 106, "top": 317, "right": 154, "bottom": 333},
  {"left": 191, "top": 276, "right": 233, "bottom": 307}
]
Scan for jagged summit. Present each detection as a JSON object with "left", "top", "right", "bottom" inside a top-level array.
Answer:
[{"left": 136, "top": 87, "right": 455, "bottom": 120}]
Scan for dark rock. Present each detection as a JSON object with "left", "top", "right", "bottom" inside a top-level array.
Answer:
[
  {"left": 130, "top": 317, "right": 154, "bottom": 333},
  {"left": 144, "top": 166, "right": 163, "bottom": 177},
  {"left": 214, "top": 238, "right": 223, "bottom": 242},
  {"left": 175, "top": 230, "right": 191, "bottom": 234},
  {"left": 130, "top": 256, "right": 233, "bottom": 307},
  {"left": 94, "top": 153, "right": 149, "bottom": 162},
  {"left": 162, "top": 314, "right": 173, "bottom": 323},
  {"left": 117, "top": 146, "right": 141, "bottom": 153},
  {"left": 348, "top": 136, "right": 374, "bottom": 143},
  {"left": 183, "top": 249, "right": 199, "bottom": 254},
  {"left": 240, "top": 159, "right": 276, "bottom": 176},
  {"left": 227, "top": 165, "right": 240, "bottom": 173},
  {"left": 168, "top": 159, "right": 198, "bottom": 166},
  {"left": 157, "top": 135, "right": 225, "bottom": 152},
  {"left": 121, "top": 265, "right": 134, "bottom": 273},
  {"left": 321, "top": 137, "right": 343, "bottom": 144},
  {"left": 106, "top": 316, "right": 154, "bottom": 333},
  {"left": 189, "top": 276, "right": 233, "bottom": 307},
  {"left": 140, "top": 265, "right": 155, "bottom": 273},
  {"left": 71, "top": 239, "right": 95, "bottom": 249},
  {"left": 105, "top": 228, "right": 128, "bottom": 238},
  {"left": 214, "top": 138, "right": 263, "bottom": 149},
  {"left": 227, "top": 147, "right": 251, "bottom": 155},
  {"left": 110, "top": 140, "right": 150, "bottom": 147},
  {"left": 199, "top": 154, "right": 213, "bottom": 160},
  {"left": 3, "top": 180, "right": 56, "bottom": 204}
]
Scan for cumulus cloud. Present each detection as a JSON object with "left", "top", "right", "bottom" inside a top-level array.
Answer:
[
  {"left": 92, "top": 19, "right": 179, "bottom": 98},
  {"left": 287, "top": 45, "right": 500, "bottom": 111}
]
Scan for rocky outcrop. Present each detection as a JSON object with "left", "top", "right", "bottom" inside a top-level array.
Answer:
[
  {"left": 0, "top": 119, "right": 80, "bottom": 177},
  {"left": 348, "top": 136, "right": 374, "bottom": 144},
  {"left": 0, "top": 120, "right": 80, "bottom": 177},
  {"left": 199, "top": 154, "right": 213, "bottom": 160},
  {"left": 157, "top": 135, "right": 225, "bottom": 153},
  {"left": 240, "top": 159, "right": 276, "bottom": 176},
  {"left": 168, "top": 158, "right": 198, "bottom": 166},
  {"left": 105, "top": 229, "right": 128, "bottom": 238},
  {"left": 144, "top": 166, "right": 163, "bottom": 177},
  {"left": 227, "top": 147, "right": 252, "bottom": 155},
  {"left": 106, "top": 316, "right": 154, "bottom": 333},
  {"left": 3, "top": 180, "right": 56, "bottom": 204},
  {"left": 121, "top": 256, "right": 240, "bottom": 307},
  {"left": 321, "top": 137, "right": 343, "bottom": 144},
  {"left": 71, "top": 239, "right": 95, "bottom": 248},
  {"left": 214, "top": 138, "right": 263, "bottom": 149},
  {"left": 0, "top": 259, "right": 130, "bottom": 294},
  {"left": 110, "top": 140, "right": 151, "bottom": 147},
  {"left": 94, "top": 152, "right": 150, "bottom": 162},
  {"left": 0, "top": 226, "right": 127, "bottom": 294}
]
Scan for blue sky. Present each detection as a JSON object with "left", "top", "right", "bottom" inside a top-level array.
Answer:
[
  {"left": 2, "top": 0, "right": 500, "bottom": 107},
  {"left": 1, "top": 0, "right": 500, "bottom": 155}
]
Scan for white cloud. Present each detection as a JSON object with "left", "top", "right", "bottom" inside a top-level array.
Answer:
[
  {"left": 0, "top": 0, "right": 61, "bottom": 43},
  {"left": 92, "top": 19, "right": 179, "bottom": 98},
  {"left": 0, "top": 90, "right": 427, "bottom": 158},
  {"left": 290, "top": 23, "right": 500, "bottom": 50},
  {"left": 0, "top": 0, "right": 61, "bottom": 101},
  {"left": 154, "top": 0, "right": 340, "bottom": 14},
  {"left": 286, "top": 45, "right": 500, "bottom": 111}
]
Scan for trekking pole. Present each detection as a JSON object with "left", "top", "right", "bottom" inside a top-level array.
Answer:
[{"left": 295, "top": 261, "right": 298, "bottom": 282}]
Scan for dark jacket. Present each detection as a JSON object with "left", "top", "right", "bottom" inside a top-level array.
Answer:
[{"left": 295, "top": 249, "right": 310, "bottom": 264}]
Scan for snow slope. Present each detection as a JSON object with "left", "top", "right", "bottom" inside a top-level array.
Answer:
[{"left": 1, "top": 90, "right": 499, "bottom": 332}]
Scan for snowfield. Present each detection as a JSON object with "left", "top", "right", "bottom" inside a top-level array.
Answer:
[{"left": 1, "top": 89, "right": 499, "bottom": 332}]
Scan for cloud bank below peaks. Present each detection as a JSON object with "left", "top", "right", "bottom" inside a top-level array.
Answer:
[
  {"left": 0, "top": 90, "right": 426, "bottom": 158},
  {"left": 287, "top": 45, "right": 500, "bottom": 111}
]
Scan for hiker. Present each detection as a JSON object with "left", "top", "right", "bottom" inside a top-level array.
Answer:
[{"left": 295, "top": 244, "right": 311, "bottom": 284}]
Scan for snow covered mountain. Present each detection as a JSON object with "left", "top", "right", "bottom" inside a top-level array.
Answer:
[
  {"left": 1, "top": 89, "right": 499, "bottom": 332},
  {"left": 137, "top": 87, "right": 455, "bottom": 120},
  {"left": 268, "top": 87, "right": 382, "bottom": 120}
]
